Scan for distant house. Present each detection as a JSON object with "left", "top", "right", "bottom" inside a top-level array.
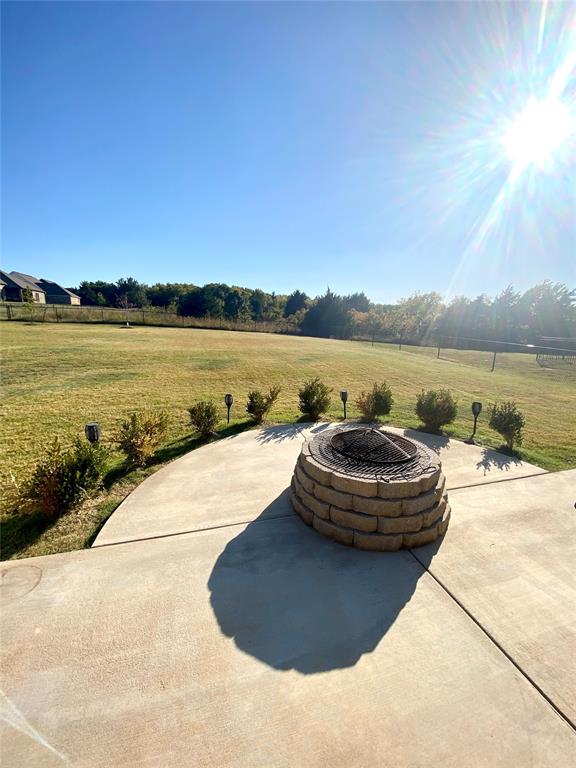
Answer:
[
  {"left": 0, "top": 271, "right": 46, "bottom": 303},
  {"left": 0, "top": 271, "right": 81, "bottom": 305},
  {"left": 35, "top": 279, "right": 81, "bottom": 305}
]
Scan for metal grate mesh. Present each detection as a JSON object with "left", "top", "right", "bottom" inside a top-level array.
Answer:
[
  {"left": 330, "top": 428, "right": 418, "bottom": 465},
  {"left": 309, "top": 427, "right": 438, "bottom": 481}
]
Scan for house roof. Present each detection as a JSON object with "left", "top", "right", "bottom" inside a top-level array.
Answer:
[
  {"left": 8, "top": 271, "right": 46, "bottom": 293},
  {"left": 4, "top": 271, "right": 80, "bottom": 298},
  {"left": 1, "top": 270, "right": 35, "bottom": 291},
  {"left": 37, "top": 279, "right": 80, "bottom": 299},
  {"left": 1, "top": 270, "right": 79, "bottom": 300}
]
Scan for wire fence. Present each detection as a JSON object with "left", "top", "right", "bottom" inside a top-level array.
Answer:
[
  {"left": 0, "top": 301, "right": 297, "bottom": 335},
  {"left": 352, "top": 331, "right": 576, "bottom": 372},
  {"left": 2, "top": 301, "right": 575, "bottom": 372}
]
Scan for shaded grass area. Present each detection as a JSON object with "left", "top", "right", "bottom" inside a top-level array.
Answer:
[
  {"left": 1, "top": 322, "right": 575, "bottom": 559},
  {"left": 1, "top": 421, "right": 253, "bottom": 560}
]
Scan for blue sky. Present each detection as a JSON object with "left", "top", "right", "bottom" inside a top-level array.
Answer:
[{"left": 2, "top": 1, "right": 575, "bottom": 303}]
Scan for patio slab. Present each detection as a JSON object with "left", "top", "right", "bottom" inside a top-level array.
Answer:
[
  {"left": 94, "top": 423, "right": 545, "bottom": 546},
  {"left": 414, "top": 469, "right": 576, "bottom": 725},
  {"left": 2, "top": 509, "right": 574, "bottom": 767}
]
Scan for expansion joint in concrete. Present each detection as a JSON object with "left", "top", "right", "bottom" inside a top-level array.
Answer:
[
  {"left": 408, "top": 548, "right": 576, "bottom": 734},
  {"left": 90, "top": 513, "right": 295, "bottom": 550}
]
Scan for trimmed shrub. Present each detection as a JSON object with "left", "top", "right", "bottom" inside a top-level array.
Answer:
[
  {"left": 298, "top": 377, "right": 332, "bottom": 421},
  {"left": 246, "top": 385, "right": 281, "bottom": 424},
  {"left": 489, "top": 401, "right": 525, "bottom": 451},
  {"left": 416, "top": 389, "right": 458, "bottom": 431},
  {"left": 115, "top": 410, "right": 169, "bottom": 466},
  {"left": 188, "top": 400, "right": 219, "bottom": 438},
  {"left": 16, "top": 437, "right": 107, "bottom": 518},
  {"left": 355, "top": 382, "right": 394, "bottom": 421}
]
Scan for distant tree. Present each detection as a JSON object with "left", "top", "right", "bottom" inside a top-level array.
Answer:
[
  {"left": 202, "top": 284, "right": 227, "bottom": 318},
  {"left": 344, "top": 292, "right": 371, "bottom": 313},
  {"left": 224, "top": 289, "right": 251, "bottom": 321},
  {"left": 179, "top": 288, "right": 208, "bottom": 317},
  {"left": 262, "top": 292, "right": 283, "bottom": 321},
  {"left": 250, "top": 289, "right": 266, "bottom": 321},
  {"left": 397, "top": 292, "right": 444, "bottom": 341},
  {"left": 116, "top": 277, "right": 147, "bottom": 308},
  {"left": 300, "top": 289, "right": 353, "bottom": 339},
  {"left": 74, "top": 280, "right": 116, "bottom": 306},
  {"left": 351, "top": 309, "right": 385, "bottom": 343},
  {"left": 489, "top": 286, "right": 521, "bottom": 341},
  {"left": 438, "top": 296, "right": 472, "bottom": 339},
  {"left": 283, "top": 290, "right": 309, "bottom": 318},
  {"left": 517, "top": 282, "right": 576, "bottom": 340},
  {"left": 146, "top": 283, "right": 193, "bottom": 308}
]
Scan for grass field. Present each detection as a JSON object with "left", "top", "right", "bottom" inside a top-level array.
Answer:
[{"left": 1, "top": 322, "right": 575, "bottom": 558}]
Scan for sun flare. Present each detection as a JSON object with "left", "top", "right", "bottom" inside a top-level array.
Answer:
[{"left": 501, "top": 97, "right": 573, "bottom": 172}]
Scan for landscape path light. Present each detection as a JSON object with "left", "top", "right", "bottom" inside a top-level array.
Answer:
[
  {"left": 340, "top": 389, "right": 348, "bottom": 420},
  {"left": 224, "top": 393, "right": 233, "bottom": 424},
  {"left": 84, "top": 422, "right": 101, "bottom": 444},
  {"left": 466, "top": 401, "right": 482, "bottom": 444}
]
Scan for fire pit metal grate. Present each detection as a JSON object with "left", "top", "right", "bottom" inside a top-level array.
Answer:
[
  {"left": 331, "top": 428, "right": 418, "bottom": 465},
  {"left": 310, "top": 427, "right": 437, "bottom": 480}
]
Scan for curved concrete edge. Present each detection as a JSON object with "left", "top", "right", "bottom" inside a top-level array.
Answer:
[{"left": 93, "top": 422, "right": 546, "bottom": 547}]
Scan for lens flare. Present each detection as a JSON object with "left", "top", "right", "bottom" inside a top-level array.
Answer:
[
  {"left": 502, "top": 97, "right": 574, "bottom": 172},
  {"left": 398, "top": 2, "right": 576, "bottom": 302}
]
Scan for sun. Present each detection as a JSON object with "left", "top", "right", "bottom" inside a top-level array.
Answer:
[{"left": 501, "top": 97, "right": 573, "bottom": 172}]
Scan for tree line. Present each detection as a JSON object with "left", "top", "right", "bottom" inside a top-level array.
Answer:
[{"left": 71, "top": 277, "right": 575, "bottom": 345}]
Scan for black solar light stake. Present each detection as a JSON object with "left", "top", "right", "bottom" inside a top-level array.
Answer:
[
  {"left": 84, "top": 422, "right": 101, "bottom": 444},
  {"left": 224, "top": 393, "right": 233, "bottom": 424},
  {"left": 340, "top": 390, "right": 348, "bottom": 419},
  {"left": 466, "top": 401, "right": 482, "bottom": 444}
]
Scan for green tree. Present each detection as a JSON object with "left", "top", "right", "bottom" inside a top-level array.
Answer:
[
  {"left": 518, "top": 282, "right": 576, "bottom": 340},
  {"left": 116, "top": 277, "right": 148, "bottom": 308},
  {"left": 344, "top": 292, "right": 371, "bottom": 312},
  {"left": 224, "top": 289, "right": 250, "bottom": 321},
  {"left": 283, "top": 290, "right": 309, "bottom": 317},
  {"left": 146, "top": 283, "right": 193, "bottom": 308},
  {"left": 396, "top": 292, "right": 444, "bottom": 341},
  {"left": 300, "top": 289, "right": 353, "bottom": 339}
]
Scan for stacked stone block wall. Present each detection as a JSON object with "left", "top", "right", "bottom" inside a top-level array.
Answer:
[{"left": 289, "top": 443, "right": 450, "bottom": 551}]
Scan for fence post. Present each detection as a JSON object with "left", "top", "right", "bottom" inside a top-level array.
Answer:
[
  {"left": 437, "top": 341, "right": 441, "bottom": 359},
  {"left": 491, "top": 350, "right": 497, "bottom": 372}
]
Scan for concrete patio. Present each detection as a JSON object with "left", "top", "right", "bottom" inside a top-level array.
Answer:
[{"left": 1, "top": 425, "right": 575, "bottom": 767}]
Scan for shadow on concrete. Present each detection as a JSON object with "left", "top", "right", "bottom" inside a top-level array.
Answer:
[
  {"left": 409, "top": 535, "right": 445, "bottom": 571},
  {"left": 256, "top": 422, "right": 333, "bottom": 444},
  {"left": 407, "top": 428, "right": 451, "bottom": 455},
  {"left": 475, "top": 447, "right": 523, "bottom": 475},
  {"left": 208, "top": 490, "right": 427, "bottom": 674},
  {"left": 256, "top": 423, "right": 309, "bottom": 444}
]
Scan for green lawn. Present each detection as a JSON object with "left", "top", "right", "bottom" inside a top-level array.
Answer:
[{"left": 1, "top": 322, "right": 575, "bottom": 558}]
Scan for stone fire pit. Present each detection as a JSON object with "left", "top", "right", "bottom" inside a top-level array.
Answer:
[{"left": 289, "top": 427, "right": 450, "bottom": 550}]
